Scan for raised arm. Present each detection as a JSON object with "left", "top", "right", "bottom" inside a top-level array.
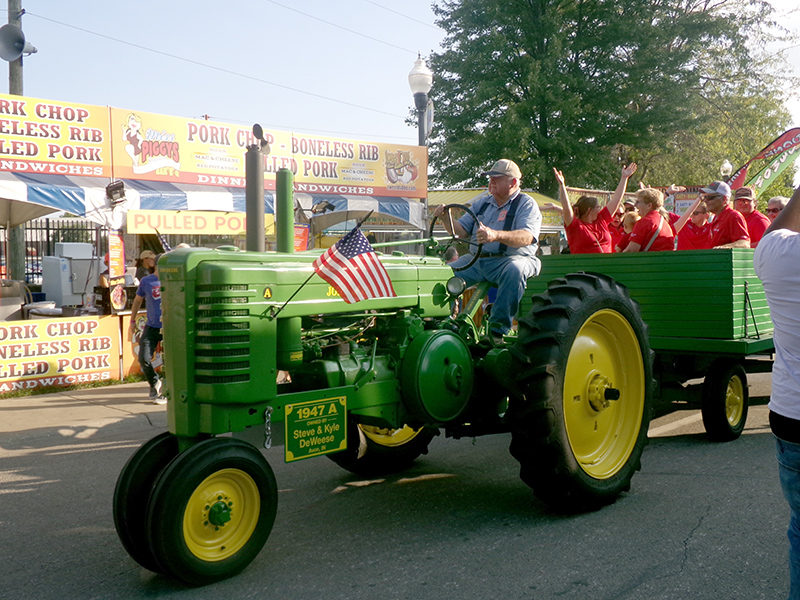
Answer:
[
  {"left": 553, "top": 168, "right": 575, "bottom": 227},
  {"left": 607, "top": 163, "right": 637, "bottom": 216},
  {"left": 672, "top": 194, "right": 703, "bottom": 234}
]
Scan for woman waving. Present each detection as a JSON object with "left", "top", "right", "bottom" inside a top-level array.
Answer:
[{"left": 551, "top": 163, "right": 637, "bottom": 254}]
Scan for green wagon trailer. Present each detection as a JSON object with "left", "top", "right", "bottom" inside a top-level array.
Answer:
[{"left": 524, "top": 248, "right": 774, "bottom": 442}]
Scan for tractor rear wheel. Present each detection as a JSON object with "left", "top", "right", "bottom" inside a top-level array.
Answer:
[
  {"left": 508, "top": 272, "right": 653, "bottom": 512},
  {"left": 328, "top": 421, "right": 436, "bottom": 475}
]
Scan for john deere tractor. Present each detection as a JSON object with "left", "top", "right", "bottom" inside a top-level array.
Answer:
[{"left": 113, "top": 171, "right": 653, "bottom": 586}]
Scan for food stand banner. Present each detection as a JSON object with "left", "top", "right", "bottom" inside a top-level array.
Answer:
[
  {"left": 0, "top": 91, "right": 428, "bottom": 222},
  {"left": 109, "top": 107, "right": 428, "bottom": 198},
  {"left": 0, "top": 315, "right": 121, "bottom": 394},
  {"left": 0, "top": 93, "right": 112, "bottom": 177},
  {"left": 126, "top": 209, "right": 275, "bottom": 236}
]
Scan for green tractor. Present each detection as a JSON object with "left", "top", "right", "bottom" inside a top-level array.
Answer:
[{"left": 113, "top": 176, "right": 653, "bottom": 586}]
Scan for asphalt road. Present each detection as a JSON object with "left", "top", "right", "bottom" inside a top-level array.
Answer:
[{"left": 0, "top": 373, "right": 790, "bottom": 600}]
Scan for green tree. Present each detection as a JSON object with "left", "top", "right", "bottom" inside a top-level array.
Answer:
[
  {"left": 633, "top": 89, "right": 795, "bottom": 201},
  {"left": 428, "top": 0, "right": 790, "bottom": 196}
]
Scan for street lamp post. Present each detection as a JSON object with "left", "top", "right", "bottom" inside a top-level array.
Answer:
[{"left": 408, "top": 56, "right": 433, "bottom": 147}]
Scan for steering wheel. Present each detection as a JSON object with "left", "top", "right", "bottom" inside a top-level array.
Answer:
[{"left": 428, "top": 203, "right": 483, "bottom": 271}]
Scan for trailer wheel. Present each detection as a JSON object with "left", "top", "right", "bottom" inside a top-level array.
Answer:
[
  {"left": 146, "top": 438, "right": 278, "bottom": 585},
  {"left": 328, "top": 421, "right": 436, "bottom": 475},
  {"left": 701, "top": 361, "right": 748, "bottom": 442},
  {"left": 508, "top": 272, "right": 653, "bottom": 512},
  {"left": 113, "top": 432, "right": 179, "bottom": 573}
]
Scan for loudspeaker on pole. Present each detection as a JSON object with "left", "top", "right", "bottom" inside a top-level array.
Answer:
[{"left": 0, "top": 24, "right": 37, "bottom": 62}]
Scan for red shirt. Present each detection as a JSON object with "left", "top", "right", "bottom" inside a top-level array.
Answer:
[
  {"left": 565, "top": 207, "right": 613, "bottom": 253},
  {"left": 744, "top": 210, "right": 771, "bottom": 248},
  {"left": 676, "top": 221, "right": 711, "bottom": 250},
  {"left": 667, "top": 211, "right": 680, "bottom": 234},
  {"left": 609, "top": 222, "right": 624, "bottom": 249},
  {"left": 629, "top": 210, "right": 675, "bottom": 252},
  {"left": 615, "top": 231, "right": 632, "bottom": 252},
  {"left": 708, "top": 205, "right": 750, "bottom": 247}
]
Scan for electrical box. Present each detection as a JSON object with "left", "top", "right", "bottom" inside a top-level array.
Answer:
[{"left": 42, "top": 243, "right": 100, "bottom": 307}]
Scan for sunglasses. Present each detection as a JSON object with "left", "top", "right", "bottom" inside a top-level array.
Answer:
[
  {"left": 766, "top": 208, "right": 782, "bottom": 214},
  {"left": 702, "top": 195, "right": 723, "bottom": 201},
  {"left": 692, "top": 210, "right": 707, "bottom": 215}
]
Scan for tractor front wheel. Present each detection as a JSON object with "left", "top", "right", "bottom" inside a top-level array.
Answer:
[
  {"left": 113, "top": 432, "right": 179, "bottom": 573},
  {"left": 509, "top": 272, "right": 653, "bottom": 512},
  {"left": 146, "top": 438, "right": 278, "bottom": 585}
]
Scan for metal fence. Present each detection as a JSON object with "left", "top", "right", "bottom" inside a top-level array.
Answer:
[{"left": 1, "top": 218, "right": 106, "bottom": 284}]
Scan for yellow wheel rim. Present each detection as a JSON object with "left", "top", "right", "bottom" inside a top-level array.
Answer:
[
  {"left": 183, "top": 468, "right": 260, "bottom": 562},
  {"left": 725, "top": 375, "right": 745, "bottom": 427},
  {"left": 360, "top": 424, "right": 421, "bottom": 447},
  {"left": 563, "top": 309, "right": 645, "bottom": 479}
]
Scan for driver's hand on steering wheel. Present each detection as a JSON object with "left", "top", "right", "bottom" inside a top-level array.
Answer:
[{"left": 476, "top": 224, "right": 497, "bottom": 244}]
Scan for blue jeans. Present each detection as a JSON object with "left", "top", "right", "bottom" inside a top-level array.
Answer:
[
  {"left": 776, "top": 435, "right": 800, "bottom": 600},
  {"left": 449, "top": 254, "right": 540, "bottom": 335},
  {"left": 138, "top": 325, "right": 163, "bottom": 388}
]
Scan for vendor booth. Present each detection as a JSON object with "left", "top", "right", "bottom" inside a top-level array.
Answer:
[{"left": 0, "top": 91, "right": 429, "bottom": 395}]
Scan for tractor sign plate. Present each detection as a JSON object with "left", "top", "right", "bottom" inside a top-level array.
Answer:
[{"left": 285, "top": 397, "right": 347, "bottom": 462}]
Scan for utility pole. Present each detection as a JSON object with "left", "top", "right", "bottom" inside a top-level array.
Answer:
[{"left": 7, "top": 0, "right": 26, "bottom": 282}]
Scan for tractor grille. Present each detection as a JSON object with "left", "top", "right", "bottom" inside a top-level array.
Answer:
[{"left": 193, "top": 284, "right": 253, "bottom": 384}]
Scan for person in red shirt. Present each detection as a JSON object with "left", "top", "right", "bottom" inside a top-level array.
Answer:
[
  {"left": 623, "top": 188, "right": 675, "bottom": 252},
  {"left": 608, "top": 205, "right": 625, "bottom": 250},
  {"left": 552, "top": 163, "right": 637, "bottom": 254},
  {"left": 614, "top": 212, "right": 640, "bottom": 252},
  {"left": 734, "top": 186, "right": 771, "bottom": 247},
  {"left": 675, "top": 200, "right": 711, "bottom": 250},
  {"left": 701, "top": 180, "right": 750, "bottom": 248}
]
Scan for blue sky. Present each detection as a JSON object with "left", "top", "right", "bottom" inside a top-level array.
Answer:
[
  {"left": 4, "top": 0, "right": 800, "bottom": 155},
  {"left": 7, "top": 0, "right": 445, "bottom": 145}
]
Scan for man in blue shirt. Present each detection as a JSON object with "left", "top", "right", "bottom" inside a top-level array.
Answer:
[
  {"left": 432, "top": 159, "right": 542, "bottom": 344},
  {"left": 129, "top": 255, "right": 164, "bottom": 404}
]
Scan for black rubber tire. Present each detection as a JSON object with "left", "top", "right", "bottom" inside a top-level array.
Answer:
[
  {"left": 701, "top": 361, "right": 749, "bottom": 442},
  {"left": 508, "top": 272, "right": 654, "bottom": 512},
  {"left": 113, "top": 432, "right": 179, "bottom": 573},
  {"left": 328, "top": 420, "right": 436, "bottom": 475},
  {"left": 428, "top": 203, "right": 483, "bottom": 271},
  {"left": 146, "top": 438, "right": 278, "bottom": 586}
]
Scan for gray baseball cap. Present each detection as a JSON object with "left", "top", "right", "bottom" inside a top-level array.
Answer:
[{"left": 482, "top": 159, "right": 522, "bottom": 179}]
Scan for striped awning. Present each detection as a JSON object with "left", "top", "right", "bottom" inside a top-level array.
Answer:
[{"left": 0, "top": 172, "right": 424, "bottom": 231}]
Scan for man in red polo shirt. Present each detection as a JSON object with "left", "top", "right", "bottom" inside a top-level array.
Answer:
[
  {"left": 701, "top": 180, "right": 750, "bottom": 248},
  {"left": 734, "top": 186, "right": 771, "bottom": 247}
]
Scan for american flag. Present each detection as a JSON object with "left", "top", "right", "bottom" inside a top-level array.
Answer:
[{"left": 313, "top": 228, "right": 396, "bottom": 304}]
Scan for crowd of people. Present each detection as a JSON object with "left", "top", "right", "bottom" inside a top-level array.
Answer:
[
  {"left": 430, "top": 158, "right": 790, "bottom": 344},
  {"left": 548, "top": 163, "right": 787, "bottom": 254}
]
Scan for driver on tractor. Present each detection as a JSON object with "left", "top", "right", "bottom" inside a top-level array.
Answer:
[{"left": 431, "top": 159, "right": 542, "bottom": 345}]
